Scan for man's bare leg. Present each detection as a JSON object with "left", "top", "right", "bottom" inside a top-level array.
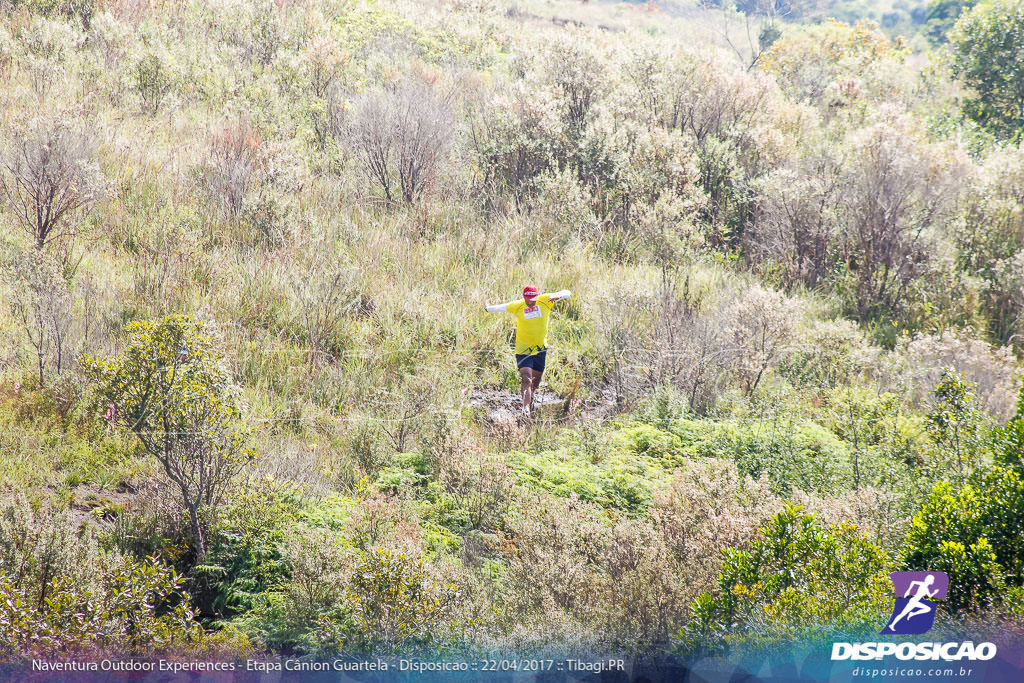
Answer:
[
  {"left": 519, "top": 367, "right": 534, "bottom": 417},
  {"left": 530, "top": 371, "right": 543, "bottom": 417}
]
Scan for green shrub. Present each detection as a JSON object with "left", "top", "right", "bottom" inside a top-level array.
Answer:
[
  {"left": 202, "top": 485, "right": 297, "bottom": 616},
  {"left": 0, "top": 496, "right": 229, "bottom": 659},
  {"left": 512, "top": 446, "right": 655, "bottom": 514},
  {"left": 995, "top": 382, "right": 1024, "bottom": 470},
  {"left": 904, "top": 467, "right": 1024, "bottom": 610},
  {"left": 677, "top": 419, "right": 849, "bottom": 494},
  {"left": 925, "top": 368, "right": 992, "bottom": 481},
  {"left": 133, "top": 53, "right": 173, "bottom": 114},
  {"left": 682, "top": 504, "right": 891, "bottom": 653},
  {"left": 288, "top": 545, "right": 459, "bottom": 657},
  {"left": 82, "top": 314, "right": 257, "bottom": 563}
]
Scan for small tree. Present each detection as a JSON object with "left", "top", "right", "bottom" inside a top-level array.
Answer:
[
  {"left": 683, "top": 504, "right": 891, "bottom": 652},
  {"left": 0, "top": 119, "right": 102, "bottom": 251},
  {"left": 904, "top": 467, "right": 1024, "bottom": 611},
  {"left": 81, "top": 315, "right": 255, "bottom": 563},
  {"left": 995, "top": 382, "right": 1024, "bottom": 470},
  {"left": 723, "top": 285, "right": 798, "bottom": 396},
  {"left": 2, "top": 250, "right": 72, "bottom": 387},
  {"left": 133, "top": 53, "right": 173, "bottom": 115},
  {"left": 349, "top": 77, "right": 454, "bottom": 204},
  {"left": 949, "top": 0, "right": 1024, "bottom": 141},
  {"left": 926, "top": 367, "right": 989, "bottom": 482}
]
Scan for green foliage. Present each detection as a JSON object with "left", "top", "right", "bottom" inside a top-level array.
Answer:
[
  {"left": 949, "top": 0, "right": 1024, "bottom": 140},
  {"left": 995, "top": 382, "right": 1024, "bottom": 470},
  {"left": 344, "top": 546, "right": 460, "bottom": 653},
  {"left": 682, "top": 504, "right": 891, "bottom": 653},
  {"left": 203, "top": 485, "right": 297, "bottom": 617},
  {"left": 0, "top": 496, "right": 240, "bottom": 660},
  {"left": 0, "top": 561, "right": 198, "bottom": 660},
  {"left": 904, "top": 467, "right": 1024, "bottom": 610},
  {"left": 374, "top": 451, "right": 430, "bottom": 494},
  {"left": 133, "top": 53, "right": 173, "bottom": 114},
  {"left": 81, "top": 315, "right": 256, "bottom": 562},
  {"left": 924, "top": 0, "right": 978, "bottom": 43},
  {"left": 693, "top": 419, "right": 849, "bottom": 495},
  {"left": 926, "top": 368, "right": 991, "bottom": 480}
]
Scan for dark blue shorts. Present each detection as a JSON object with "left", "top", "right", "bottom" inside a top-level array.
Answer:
[{"left": 515, "top": 350, "right": 547, "bottom": 373}]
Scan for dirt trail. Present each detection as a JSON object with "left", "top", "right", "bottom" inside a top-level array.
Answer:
[{"left": 466, "top": 388, "right": 619, "bottom": 425}]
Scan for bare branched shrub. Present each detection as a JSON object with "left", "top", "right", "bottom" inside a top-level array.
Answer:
[
  {"left": 346, "top": 493, "right": 422, "bottom": 557},
  {"left": 279, "top": 524, "right": 351, "bottom": 625},
  {"left": 206, "top": 118, "right": 263, "bottom": 220},
  {"left": 0, "top": 495, "right": 104, "bottom": 607},
  {"left": 0, "top": 118, "right": 102, "bottom": 251},
  {"left": 544, "top": 36, "right": 604, "bottom": 138},
  {"left": 283, "top": 236, "right": 361, "bottom": 361},
  {"left": 596, "top": 280, "right": 734, "bottom": 414},
  {"left": 749, "top": 150, "right": 842, "bottom": 287},
  {"left": 349, "top": 76, "right": 454, "bottom": 203},
  {"left": 890, "top": 331, "right": 1021, "bottom": 423},
  {"left": 650, "top": 459, "right": 781, "bottom": 583},
  {"left": 470, "top": 82, "right": 561, "bottom": 204},
  {"left": 439, "top": 448, "right": 514, "bottom": 532},
  {"left": 836, "top": 109, "right": 969, "bottom": 320},
  {"left": 304, "top": 36, "right": 345, "bottom": 99},
  {"left": 791, "top": 486, "right": 908, "bottom": 551},
  {"left": 2, "top": 250, "right": 73, "bottom": 387},
  {"left": 722, "top": 284, "right": 799, "bottom": 395}
]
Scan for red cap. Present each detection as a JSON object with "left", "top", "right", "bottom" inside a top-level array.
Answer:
[{"left": 523, "top": 285, "right": 539, "bottom": 300}]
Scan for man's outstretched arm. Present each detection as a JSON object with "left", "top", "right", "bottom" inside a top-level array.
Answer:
[
  {"left": 544, "top": 289, "right": 572, "bottom": 301},
  {"left": 484, "top": 301, "right": 513, "bottom": 313}
]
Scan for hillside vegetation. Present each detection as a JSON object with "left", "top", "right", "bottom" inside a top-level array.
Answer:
[{"left": 0, "top": 0, "right": 1023, "bottom": 662}]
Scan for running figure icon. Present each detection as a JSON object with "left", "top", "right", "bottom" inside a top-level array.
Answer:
[
  {"left": 882, "top": 571, "right": 949, "bottom": 635},
  {"left": 885, "top": 575, "right": 938, "bottom": 632}
]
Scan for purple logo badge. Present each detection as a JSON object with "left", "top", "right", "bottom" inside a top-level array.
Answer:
[{"left": 882, "top": 571, "right": 949, "bottom": 635}]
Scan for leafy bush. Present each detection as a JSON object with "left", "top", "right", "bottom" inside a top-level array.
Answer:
[
  {"left": 82, "top": 315, "right": 257, "bottom": 562},
  {"left": 348, "top": 76, "right": 454, "bottom": 204},
  {"left": 995, "top": 382, "right": 1024, "bottom": 470},
  {"left": 904, "top": 467, "right": 1024, "bottom": 611},
  {"left": 925, "top": 368, "right": 991, "bottom": 481},
  {"left": 949, "top": 0, "right": 1024, "bottom": 140},
  {"left": 202, "top": 484, "right": 296, "bottom": 616},
  {"left": 0, "top": 496, "right": 240, "bottom": 660},
  {"left": 343, "top": 546, "right": 460, "bottom": 653},
  {"left": 682, "top": 504, "right": 891, "bottom": 653},
  {"left": 133, "top": 52, "right": 173, "bottom": 114}
]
